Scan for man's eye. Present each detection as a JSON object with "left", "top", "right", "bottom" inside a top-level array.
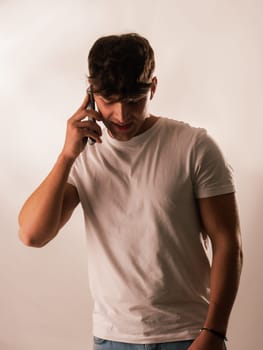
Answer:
[
  {"left": 125, "top": 99, "right": 140, "bottom": 105},
  {"left": 128, "top": 97, "right": 146, "bottom": 104},
  {"left": 102, "top": 99, "right": 113, "bottom": 105}
]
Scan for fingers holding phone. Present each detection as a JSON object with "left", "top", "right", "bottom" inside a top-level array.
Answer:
[
  {"left": 83, "top": 87, "right": 98, "bottom": 146},
  {"left": 77, "top": 117, "right": 102, "bottom": 146},
  {"left": 61, "top": 92, "right": 102, "bottom": 161}
]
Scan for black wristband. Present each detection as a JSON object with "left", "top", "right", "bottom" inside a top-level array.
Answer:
[{"left": 200, "top": 327, "right": 228, "bottom": 341}]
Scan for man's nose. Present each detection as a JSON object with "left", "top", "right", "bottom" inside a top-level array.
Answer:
[{"left": 113, "top": 102, "right": 129, "bottom": 123}]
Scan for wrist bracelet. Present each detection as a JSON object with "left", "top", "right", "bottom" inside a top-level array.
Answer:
[{"left": 200, "top": 327, "right": 228, "bottom": 341}]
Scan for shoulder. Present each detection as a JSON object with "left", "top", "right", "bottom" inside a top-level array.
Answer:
[
  {"left": 159, "top": 116, "right": 204, "bottom": 133},
  {"left": 158, "top": 116, "right": 207, "bottom": 147},
  {"left": 157, "top": 117, "right": 229, "bottom": 167}
]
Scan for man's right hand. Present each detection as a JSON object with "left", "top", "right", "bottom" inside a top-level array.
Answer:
[{"left": 61, "top": 94, "right": 103, "bottom": 160}]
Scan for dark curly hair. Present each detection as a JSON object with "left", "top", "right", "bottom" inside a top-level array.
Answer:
[{"left": 87, "top": 33, "right": 155, "bottom": 100}]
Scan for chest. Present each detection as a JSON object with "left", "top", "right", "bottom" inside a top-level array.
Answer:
[{"left": 84, "top": 140, "right": 194, "bottom": 217}]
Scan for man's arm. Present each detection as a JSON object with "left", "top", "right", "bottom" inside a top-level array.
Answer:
[
  {"left": 18, "top": 94, "right": 102, "bottom": 247},
  {"left": 18, "top": 156, "right": 80, "bottom": 248},
  {"left": 189, "top": 192, "right": 243, "bottom": 349}
]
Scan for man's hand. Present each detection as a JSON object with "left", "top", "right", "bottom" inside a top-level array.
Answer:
[
  {"left": 188, "top": 331, "right": 226, "bottom": 350},
  {"left": 61, "top": 94, "right": 102, "bottom": 160}
]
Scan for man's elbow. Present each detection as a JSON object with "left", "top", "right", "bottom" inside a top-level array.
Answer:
[
  {"left": 227, "top": 236, "right": 244, "bottom": 270},
  {"left": 237, "top": 241, "right": 244, "bottom": 268},
  {"left": 232, "top": 231, "right": 243, "bottom": 266},
  {"left": 18, "top": 228, "right": 51, "bottom": 248}
]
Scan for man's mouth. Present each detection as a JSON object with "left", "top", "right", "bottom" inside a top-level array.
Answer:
[{"left": 112, "top": 122, "right": 133, "bottom": 131}]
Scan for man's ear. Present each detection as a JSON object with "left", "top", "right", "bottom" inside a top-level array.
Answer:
[{"left": 150, "top": 76, "right": 158, "bottom": 100}]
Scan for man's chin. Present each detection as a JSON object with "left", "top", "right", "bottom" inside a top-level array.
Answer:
[{"left": 107, "top": 123, "right": 138, "bottom": 141}]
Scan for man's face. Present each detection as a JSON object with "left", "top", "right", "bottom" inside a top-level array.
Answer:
[{"left": 93, "top": 78, "right": 157, "bottom": 142}]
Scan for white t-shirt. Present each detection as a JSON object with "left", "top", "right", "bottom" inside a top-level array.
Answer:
[{"left": 67, "top": 117, "right": 235, "bottom": 344}]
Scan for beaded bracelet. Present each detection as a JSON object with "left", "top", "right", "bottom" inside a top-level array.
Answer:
[{"left": 200, "top": 327, "right": 228, "bottom": 341}]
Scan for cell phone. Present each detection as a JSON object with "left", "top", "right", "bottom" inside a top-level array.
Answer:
[{"left": 84, "top": 87, "right": 96, "bottom": 145}]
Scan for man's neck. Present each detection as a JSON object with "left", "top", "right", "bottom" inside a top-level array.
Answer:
[{"left": 135, "top": 115, "right": 159, "bottom": 136}]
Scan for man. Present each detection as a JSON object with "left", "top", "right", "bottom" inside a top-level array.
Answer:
[{"left": 18, "top": 33, "right": 243, "bottom": 350}]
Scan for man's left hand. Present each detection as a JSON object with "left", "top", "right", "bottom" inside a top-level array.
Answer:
[{"left": 188, "top": 331, "right": 226, "bottom": 350}]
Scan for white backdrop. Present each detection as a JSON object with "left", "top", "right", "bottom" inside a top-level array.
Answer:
[{"left": 1, "top": 1, "right": 262, "bottom": 349}]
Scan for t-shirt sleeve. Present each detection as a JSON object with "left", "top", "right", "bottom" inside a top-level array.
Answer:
[{"left": 192, "top": 130, "right": 235, "bottom": 198}]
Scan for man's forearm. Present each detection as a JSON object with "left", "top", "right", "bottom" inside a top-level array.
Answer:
[
  {"left": 18, "top": 153, "right": 75, "bottom": 247},
  {"left": 203, "top": 238, "right": 243, "bottom": 335}
]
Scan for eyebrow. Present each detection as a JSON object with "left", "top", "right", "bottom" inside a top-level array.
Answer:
[{"left": 98, "top": 95, "right": 147, "bottom": 103}]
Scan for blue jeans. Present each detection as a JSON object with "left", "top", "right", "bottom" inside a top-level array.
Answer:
[{"left": 93, "top": 336, "right": 194, "bottom": 349}]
